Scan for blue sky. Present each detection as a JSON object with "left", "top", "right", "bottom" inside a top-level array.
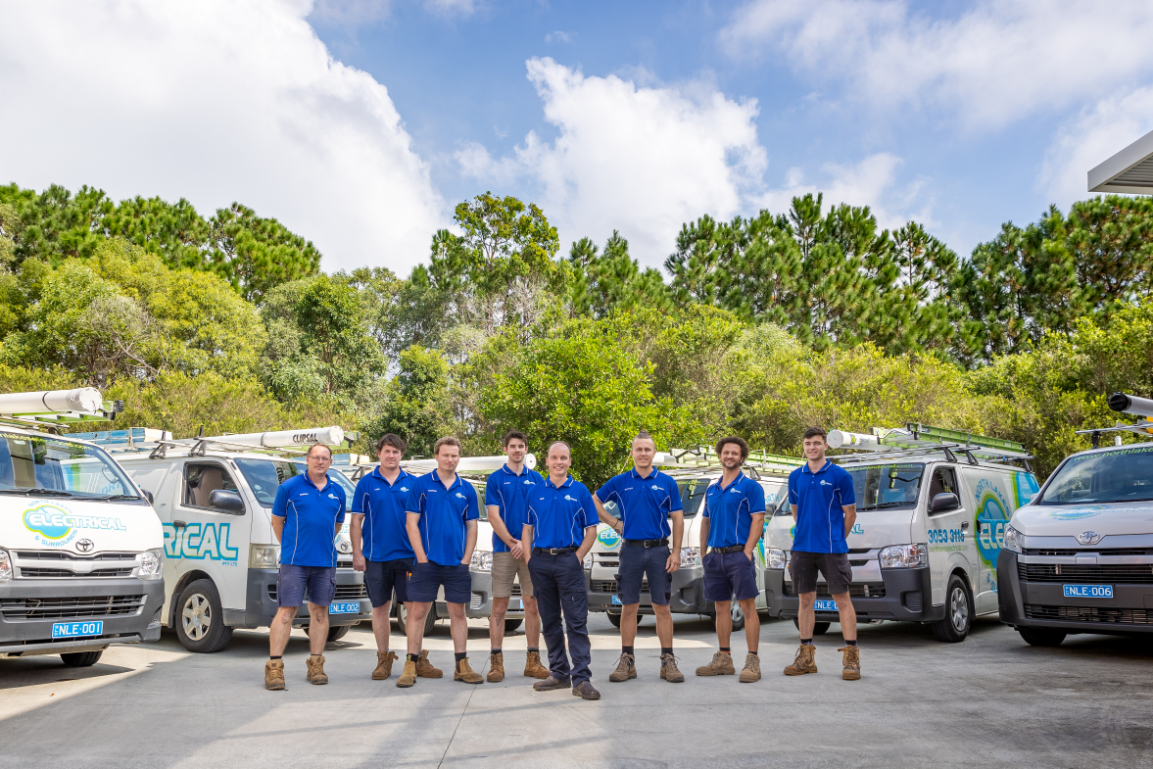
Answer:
[{"left": 3, "top": 1, "right": 1153, "bottom": 274}]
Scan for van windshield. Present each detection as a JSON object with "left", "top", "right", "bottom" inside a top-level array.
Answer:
[
  {"left": 1038, "top": 445, "right": 1153, "bottom": 505},
  {"left": 845, "top": 463, "right": 924, "bottom": 512},
  {"left": 0, "top": 431, "right": 140, "bottom": 500},
  {"left": 234, "top": 458, "right": 355, "bottom": 507}
]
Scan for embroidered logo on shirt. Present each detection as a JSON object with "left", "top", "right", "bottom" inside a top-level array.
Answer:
[
  {"left": 298, "top": 493, "right": 309, "bottom": 497},
  {"left": 454, "top": 492, "right": 467, "bottom": 500},
  {"left": 564, "top": 494, "right": 576, "bottom": 502},
  {"left": 819, "top": 480, "right": 832, "bottom": 487},
  {"left": 399, "top": 487, "right": 409, "bottom": 492},
  {"left": 328, "top": 493, "right": 339, "bottom": 500}
]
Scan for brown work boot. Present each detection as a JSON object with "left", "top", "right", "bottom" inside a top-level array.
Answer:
[
  {"left": 739, "top": 653, "right": 761, "bottom": 683},
  {"left": 533, "top": 674, "right": 570, "bottom": 692},
  {"left": 264, "top": 659, "right": 285, "bottom": 690},
  {"left": 416, "top": 650, "right": 443, "bottom": 678},
  {"left": 695, "top": 651, "right": 736, "bottom": 676},
  {"left": 839, "top": 646, "right": 861, "bottom": 680},
  {"left": 660, "top": 654, "right": 685, "bottom": 683},
  {"left": 372, "top": 651, "right": 398, "bottom": 680},
  {"left": 572, "top": 681, "right": 601, "bottom": 700},
  {"left": 454, "top": 657, "right": 484, "bottom": 684},
  {"left": 524, "top": 650, "right": 550, "bottom": 679},
  {"left": 608, "top": 652, "right": 636, "bottom": 682},
  {"left": 306, "top": 655, "right": 328, "bottom": 685},
  {"left": 396, "top": 658, "right": 417, "bottom": 688},
  {"left": 783, "top": 644, "right": 818, "bottom": 676},
  {"left": 487, "top": 652, "right": 505, "bottom": 683}
]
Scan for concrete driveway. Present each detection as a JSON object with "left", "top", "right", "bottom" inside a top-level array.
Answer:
[{"left": 1, "top": 614, "right": 1150, "bottom": 769}]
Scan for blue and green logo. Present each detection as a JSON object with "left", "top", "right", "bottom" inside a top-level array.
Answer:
[{"left": 597, "top": 527, "right": 621, "bottom": 549}]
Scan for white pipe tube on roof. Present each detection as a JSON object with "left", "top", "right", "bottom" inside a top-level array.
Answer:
[
  {"left": 0, "top": 388, "right": 104, "bottom": 415},
  {"left": 827, "top": 430, "right": 883, "bottom": 450},
  {"left": 199, "top": 426, "right": 346, "bottom": 449}
]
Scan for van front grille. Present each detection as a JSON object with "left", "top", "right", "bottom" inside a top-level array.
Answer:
[
  {"left": 1024, "top": 605, "right": 1153, "bottom": 626},
  {"left": 19, "top": 567, "right": 134, "bottom": 579},
  {"left": 1018, "top": 563, "right": 1153, "bottom": 584},
  {"left": 0, "top": 595, "right": 145, "bottom": 620},
  {"left": 783, "top": 582, "right": 886, "bottom": 598}
]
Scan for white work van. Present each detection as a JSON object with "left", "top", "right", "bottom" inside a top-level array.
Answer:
[
  {"left": 763, "top": 425, "right": 1040, "bottom": 642},
  {"left": 587, "top": 450, "right": 796, "bottom": 631},
  {"left": 343, "top": 456, "right": 527, "bottom": 636},
  {"left": 0, "top": 390, "right": 166, "bottom": 668},
  {"left": 81, "top": 426, "right": 371, "bottom": 653},
  {"left": 998, "top": 393, "right": 1153, "bottom": 646}
]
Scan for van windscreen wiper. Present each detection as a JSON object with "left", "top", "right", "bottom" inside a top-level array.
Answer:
[
  {"left": 0, "top": 487, "right": 75, "bottom": 497},
  {"left": 89, "top": 493, "right": 141, "bottom": 502}
]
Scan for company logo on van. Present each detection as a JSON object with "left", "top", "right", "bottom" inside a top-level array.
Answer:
[
  {"left": 597, "top": 527, "right": 621, "bottom": 549},
  {"left": 163, "top": 522, "right": 240, "bottom": 562},
  {"left": 1048, "top": 505, "right": 1106, "bottom": 521},
  {"left": 973, "top": 479, "right": 1009, "bottom": 570},
  {"left": 23, "top": 504, "right": 128, "bottom": 548}
]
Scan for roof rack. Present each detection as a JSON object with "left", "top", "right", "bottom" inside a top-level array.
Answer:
[
  {"left": 829, "top": 423, "right": 1031, "bottom": 468},
  {"left": 0, "top": 388, "right": 123, "bottom": 431},
  {"left": 1076, "top": 392, "right": 1153, "bottom": 448},
  {"left": 71, "top": 425, "right": 358, "bottom": 459},
  {"left": 660, "top": 446, "right": 803, "bottom": 478}
]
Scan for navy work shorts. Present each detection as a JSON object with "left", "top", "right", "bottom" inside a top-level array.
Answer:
[
  {"left": 407, "top": 561, "right": 472, "bottom": 604},
  {"left": 277, "top": 564, "right": 336, "bottom": 608},
  {"left": 617, "top": 543, "right": 671, "bottom": 606},
  {"left": 365, "top": 558, "right": 413, "bottom": 607},
  {"left": 703, "top": 549, "right": 760, "bottom": 602}
]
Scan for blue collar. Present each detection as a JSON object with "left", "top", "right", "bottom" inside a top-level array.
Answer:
[
  {"left": 800, "top": 460, "right": 832, "bottom": 475},
  {"left": 371, "top": 466, "right": 410, "bottom": 486},
  {"left": 430, "top": 470, "right": 462, "bottom": 491},
  {"left": 500, "top": 463, "right": 530, "bottom": 477},
  {"left": 629, "top": 467, "right": 658, "bottom": 481},
  {"left": 544, "top": 475, "right": 574, "bottom": 490},
  {"left": 303, "top": 472, "right": 331, "bottom": 491},
  {"left": 716, "top": 471, "right": 746, "bottom": 492}
]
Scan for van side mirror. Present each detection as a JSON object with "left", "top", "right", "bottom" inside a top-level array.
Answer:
[
  {"left": 142, "top": 490, "right": 155, "bottom": 505},
  {"left": 930, "top": 492, "right": 960, "bottom": 514},
  {"left": 209, "top": 489, "right": 245, "bottom": 513}
]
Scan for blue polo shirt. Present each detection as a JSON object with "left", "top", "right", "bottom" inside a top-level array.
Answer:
[
  {"left": 272, "top": 473, "right": 347, "bottom": 567},
  {"left": 484, "top": 464, "right": 545, "bottom": 552},
  {"left": 596, "top": 468, "right": 683, "bottom": 541},
  {"left": 527, "top": 476, "right": 598, "bottom": 549},
  {"left": 405, "top": 470, "right": 479, "bottom": 566},
  {"left": 788, "top": 460, "right": 856, "bottom": 554},
  {"left": 351, "top": 466, "right": 417, "bottom": 562},
  {"left": 703, "top": 472, "right": 767, "bottom": 549}
]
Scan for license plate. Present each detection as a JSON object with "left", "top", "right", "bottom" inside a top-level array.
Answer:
[
  {"left": 329, "top": 602, "right": 360, "bottom": 614},
  {"left": 1063, "top": 584, "right": 1113, "bottom": 599},
  {"left": 611, "top": 595, "right": 622, "bottom": 605},
  {"left": 52, "top": 620, "right": 104, "bottom": 639},
  {"left": 814, "top": 599, "right": 838, "bottom": 612}
]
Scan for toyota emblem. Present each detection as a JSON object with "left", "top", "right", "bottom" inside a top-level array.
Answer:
[
  {"left": 77, "top": 539, "right": 94, "bottom": 553},
  {"left": 1075, "top": 531, "right": 1100, "bottom": 546}
]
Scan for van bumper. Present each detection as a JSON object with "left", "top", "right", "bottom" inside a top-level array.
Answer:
[
  {"left": 0, "top": 578, "right": 165, "bottom": 657},
  {"left": 998, "top": 550, "right": 1153, "bottom": 635},
  {"left": 764, "top": 566, "right": 943, "bottom": 623},
  {"left": 589, "top": 566, "right": 709, "bottom": 617},
  {"left": 435, "top": 570, "right": 527, "bottom": 620},
  {"left": 230, "top": 567, "right": 372, "bottom": 629}
]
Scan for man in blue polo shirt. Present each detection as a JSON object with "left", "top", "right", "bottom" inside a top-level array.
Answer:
[
  {"left": 265, "top": 443, "right": 347, "bottom": 690},
  {"left": 784, "top": 426, "right": 860, "bottom": 681},
  {"left": 351, "top": 433, "right": 417, "bottom": 682},
  {"left": 397, "top": 436, "right": 484, "bottom": 688},
  {"left": 484, "top": 429, "right": 549, "bottom": 682},
  {"left": 594, "top": 431, "right": 686, "bottom": 684},
  {"left": 695, "top": 436, "right": 767, "bottom": 683},
  {"left": 522, "top": 441, "right": 601, "bottom": 700}
]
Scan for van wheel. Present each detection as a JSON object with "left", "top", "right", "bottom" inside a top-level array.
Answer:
[
  {"left": 791, "top": 619, "right": 831, "bottom": 635},
  {"left": 729, "top": 603, "right": 746, "bottom": 632},
  {"left": 60, "top": 651, "right": 103, "bottom": 667},
  {"left": 175, "top": 579, "right": 233, "bottom": 653},
  {"left": 607, "top": 612, "right": 623, "bottom": 629},
  {"left": 931, "top": 576, "right": 971, "bottom": 643},
  {"left": 396, "top": 603, "right": 436, "bottom": 635},
  {"left": 1018, "top": 627, "right": 1066, "bottom": 647},
  {"left": 326, "top": 625, "right": 351, "bottom": 643},
  {"left": 504, "top": 619, "right": 523, "bottom": 633}
]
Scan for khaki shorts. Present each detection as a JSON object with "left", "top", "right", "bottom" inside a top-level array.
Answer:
[{"left": 492, "top": 552, "right": 534, "bottom": 599}]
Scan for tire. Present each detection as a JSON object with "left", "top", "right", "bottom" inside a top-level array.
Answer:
[
  {"left": 396, "top": 602, "right": 436, "bottom": 635},
  {"left": 931, "top": 575, "right": 972, "bottom": 643},
  {"left": 326, "top": 625, "right": 351, "bottom": 643},
  {"left": 504, "top": 618, "right": 523, "bottom": 633},
  {"left": 791, "top": 618, "right": 831, "bottom": 635},
  {"left": 729, "top": 602, "right": 746, "bottom": 632},
  {"left": 60, "top": 650, "right": 103, "bottom": 667},
  {"left": 1018, "top": 627, "right": 1066, "bottom": 647},
  {"left": 175, "top": 579, "right": 233, "bottom": 653},
  {"left": 607, "top": 612, "right": 623, "bottom": 629}
]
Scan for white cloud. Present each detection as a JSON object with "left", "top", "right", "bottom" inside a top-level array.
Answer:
[
  {"left": 1040, "top": 88, "right": 1153, "bottom": 208},
  {"left": 720, "top": 0, "right": 1153, "bottom": 131},
  {"left": 309, "top": 0, "right": 392, "bottom": 26},
  {"left": 544, "top": 31, "right": 573, "bottom": 44},
  {"left": 424, "top": 0, "right": 477, "bottom": 16},
  {"left": 456, "top": 58, "right": 768, "bottom": 267},
  {"left": 0, "top": 0, "right": 445, "bottom": 275}
]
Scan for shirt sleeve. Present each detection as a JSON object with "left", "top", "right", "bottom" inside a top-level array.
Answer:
[
  {"left": 836, "top": 468, "right": 857, "bottom": 506},
  {"left": 335, "top": 483, "right": 347, "bottom": 523},
  {"left": 464, "top": 483, "right": 480, "bottom": 522},
  {"left": 594, "top": 475, "right": 615, "bottom": 504},
  {"left": 484, "top": 474, "right": 500, "bottom": 508},
  {"left": 351, "top": 477, "right": 368, "bottom": 514},
  {"left": 748, "top": 481, "right": 767, "bottom": 515},
  {"left": 272, "top": 481, "right": 289, "bottom": 519},
  {"left": 788, "top": 472, "right": 799, "bottom": 510},
  {"left": 579, "top": 485, "right": 598, "bottom": 529},
  {"left": 405, "top": 478, "right": 424, "bottom": 516},
  {"left": 702, "top": 487, "right": 712, "bottom": 519},
  {"left": 666, "top": 475, "right": 684, "bottom": 513}
]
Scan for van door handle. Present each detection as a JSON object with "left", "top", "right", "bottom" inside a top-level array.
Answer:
[
  {"left": 960, "top": 521, "right": 969, "bottom": 530},
  {"left": 173, "top": 520, "right": 187, "bottom": 529}
]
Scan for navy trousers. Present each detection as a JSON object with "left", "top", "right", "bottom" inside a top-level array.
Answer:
[{"left": 528, "top": 551, "right": 592, "bottom": 685}]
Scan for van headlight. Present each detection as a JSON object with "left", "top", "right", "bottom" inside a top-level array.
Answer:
[
  {"left": 680, "top": 547, "right": 700, "bottom": 568},
  {"left": 249, "top": 544, "right": 281, "bottom": 569},
  {"left": 583, "top": 552, "right": 593, "bottom": 570},
  {"left": 879, "top": 544, "right": 928, "bottom": 569},
  {"left": 471, "top": 549, "right": 493, "bottom": 572},
  {"left": 0, "top": 548, "right": 12, "bottom": 583},
  {"left": 1003, "top": 525, "right": 1023, "bottom": 554},
  {"left": 767, "top": 548, "right": 788, "bottom": 569},
  {"left": 137, "top": 548, "right": 164, "bottom": 580}
]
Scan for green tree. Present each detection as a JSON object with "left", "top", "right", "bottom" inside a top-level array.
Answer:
[
  {"left": 208, "top": 203, "right": 321, "bottom": 302},
  {"left": 569, "top": 231, "right": 669, "bottom": 317},
  {"left": 360, "top": 345, "right": 457, "bottom": 458}
]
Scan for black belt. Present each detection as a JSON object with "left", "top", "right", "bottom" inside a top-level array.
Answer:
[
  {"left": 711, "top": 545, "right": 745, "bottom": 554},
  {"left": 624, "top": 538, "right": 669, "bottom": 548},
  {"left": 533, "top": 546, "right": 578, "bottom": 555}
]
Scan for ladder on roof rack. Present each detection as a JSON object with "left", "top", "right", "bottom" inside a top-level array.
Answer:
[
  {"left": 71, "top": 425, "right": 357, "bottom": 459},
  {"left": 661, "top": 447, "right": 803, "bottom": 476},
  {"left": 829, "top": 423, "right": 1031, "bottom": 466}
]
